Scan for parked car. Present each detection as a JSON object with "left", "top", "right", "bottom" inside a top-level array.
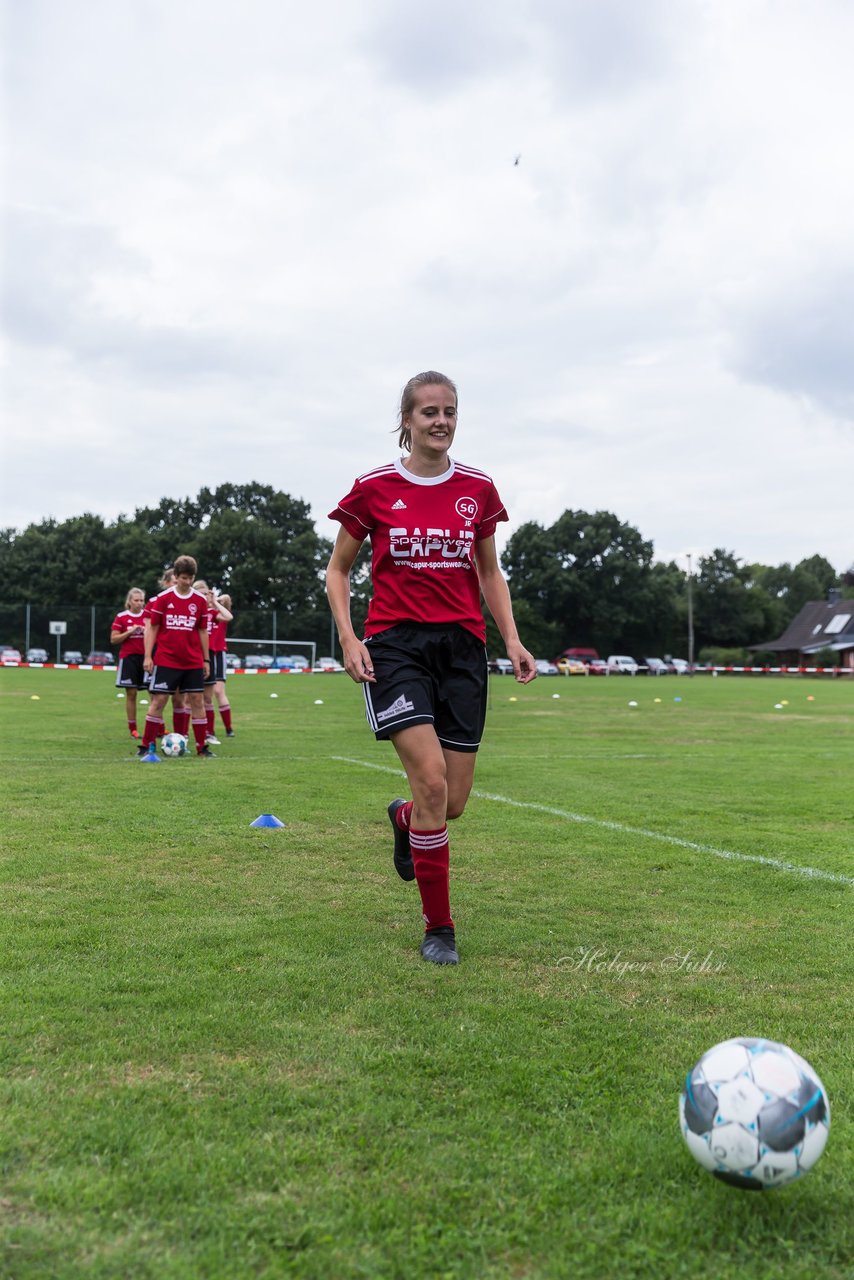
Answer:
[
  {"left": 669, "top": 658, "right": 690, "bottom": 675},
  {"left": 62, "top": 650, "right": 84, "bottom": 665},
  {"left": 314, "top": 657, "right": 345, "bottom": 672},
  {"left": 1, "top": 647, "right": 23, "bottom": 663},
  {"left": 487, "top": 657, "right": 514, "bottom": 675},
  {"left": 556, "top": 657, "right": 587, "bottom": 675},
  {"left": 289, "top": 655, "right": 311, "bottom": 670},
  {"left": 85, "top": 651, "right": 114, "bottom": 665},
  {"left": 535, "top": 659, "right": 560, "bottom": 676},
  {"left": 224, "top": 652, "right": 242, "bottom": 669},
  {"left": 643, "top": 657, "right": 670, "bottom": 676},
  {"left": 244, "top": 654, "right": 275, "bottom": 669},
  {"left": 273, "top": 655, "right": 297, "bottom": 669},
  {"left": 559, "top": 647, "right": 600, "bottom": 665},
  {"left": 26, "top": 647, "right": 49, "bottom": 664},
  {"left": 607, "top": 655, "right": 639, "bottom": 675},
  {"left": 587, "top": 659, "right": 609, "bottom": 675}
]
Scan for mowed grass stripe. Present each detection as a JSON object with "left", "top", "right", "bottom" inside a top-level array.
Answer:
[
  {"left": 1, "top": 667, "right": 853, "bottom": 1280},
  {"left": 332, "top": 755, "right": 854, "bottom": 888}
]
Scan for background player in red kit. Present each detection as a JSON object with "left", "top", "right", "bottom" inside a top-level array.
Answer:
[
  {"left": 141, "top": 555, "right": 212, "bottom": 757},
  {"left": 326, "top": 371, "right": 536, "bottom": 965},
  {"left": 145, "top": 567, "right": 190, "bottom": 739},
  {"left": 111, "top": 587, "right": 146, "bottom": 738},
  {"left": 200, "top": 585, "right": 234, "bottom": 743}
]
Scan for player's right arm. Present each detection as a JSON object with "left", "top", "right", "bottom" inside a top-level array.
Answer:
[
  {"left": 144, "top": 622, "right": 160, "bottom": 673},
  {"left": 326, "top": 528, "right": 375, "bottom": 684}
]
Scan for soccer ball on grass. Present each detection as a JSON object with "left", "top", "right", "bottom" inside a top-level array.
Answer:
[
  {"left": 680, "top": 1037, "right": 829, "bottom": 1189},
  {"left": 160, "top": 732, "right": 188, "bottom": 757}
]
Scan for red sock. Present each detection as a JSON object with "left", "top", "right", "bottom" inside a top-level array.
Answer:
[
  {"left": 192, "top": 718, "right": 208, "bottom": 753},
  {"left": 394, "top": 801, "right": 413, "bottom": 831},
  {"left": 128, "top": 719, "right": 137, "bottom": 735},
  {"left": 206, "top": 708, "right": 215, "bottom": 735},
  {"left": 219, "top": 703, "right": 232, "bottom": 731},
  {"left": 410, "top": 827, "right": 453, "bottom": 931},
  {"left": 142, "top": 715, "right": 165, "bottom": 748},
  {"left": 173, "top": 708, "right": 190, "bottom": 736}
]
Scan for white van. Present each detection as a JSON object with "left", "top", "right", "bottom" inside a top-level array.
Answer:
[{"left": 607, "top": 655, "right": 639, "bottom": 674}]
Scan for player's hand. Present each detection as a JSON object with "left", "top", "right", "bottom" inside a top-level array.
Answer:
[
  {"left": 143, "top": 656, "right": 153, "bottom": 673},
  {"left": 508, "top": 642, "right": 537, "bottom": 684},
  {"left": 342, "top": 639, "right": 376, "bottom": 684}
]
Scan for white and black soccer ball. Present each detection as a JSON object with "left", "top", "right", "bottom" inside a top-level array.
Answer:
[
  {"left": 160, "top": 732, "right": 188, "bottom": 757},
  {"left": 680, "top": 1037, "right": 829, "bottom": 1190}
]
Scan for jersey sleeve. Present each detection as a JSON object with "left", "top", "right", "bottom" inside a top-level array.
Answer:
[
  {"left": 111, "top": 613, "right": 124, "bottom": 633},
  {"left": 328, "top": 479, "right": 373, "bottom": 542},
  {"left": 477, "top": 481, "right": 509, "bottom": 540}
]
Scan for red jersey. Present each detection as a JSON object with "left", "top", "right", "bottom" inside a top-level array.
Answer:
[
  {"left": 329, "top": 458, "right": 508, "bottom": 642},
  {"left": 147, "top": 587, "right": 208, "bottom": 668},
  {"left": 111, "top": 610, "right": 146, "bottom": 657},
  {"left": 209, "top": 614, "right": 228, "bottom": 653}
]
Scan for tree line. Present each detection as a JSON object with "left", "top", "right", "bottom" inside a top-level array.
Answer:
[{"left": 0, "top": 484, "right": 849, "bottom": 659}]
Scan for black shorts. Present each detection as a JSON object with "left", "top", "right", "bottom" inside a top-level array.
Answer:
[
  {"left": 115, "top": 653, "right": 146, "bottom": 690},
  {"left": 149, "top": 665, "right": 205, "bottom": 695},
  {"left": 363, "top": 622, "right": 488, "bottom": 753},
  {"left": 205, "top": 651, "right": 226, "bottom": 684}
]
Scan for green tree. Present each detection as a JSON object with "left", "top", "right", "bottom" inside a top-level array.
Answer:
[
  {"left": 748, "top": 555, "right": 839, "bottom": 633},
  {"left": 693, "top": 550, "right": 777, "bottom": 648},
  {"left": 501, "top": 509, "right": 678, "bottom": 655}
]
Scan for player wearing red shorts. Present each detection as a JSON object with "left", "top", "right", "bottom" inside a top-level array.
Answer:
[
  {"left": 141, "top": 555, "right": 212, "bottom": 757},
  {"left": 327, "top": 371, "right": 536, "bottom": 965},
  {"left": 111, "top": 587, "right": 147, "bottom": 738}
]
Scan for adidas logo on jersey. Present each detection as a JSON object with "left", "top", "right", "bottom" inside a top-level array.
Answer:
[{"left": 391, "top": 499, "right": 407, "bottom": 510}]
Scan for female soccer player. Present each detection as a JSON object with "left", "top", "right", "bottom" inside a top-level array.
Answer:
[
  {"left": 201, "top": 587, "right": 234, "bottom": 742},
  {"left": 111, "top": 587, "right": 147, "bottom": 738},
  {"left": 326, "top": 371, "right": 536, "bottom": 965}
]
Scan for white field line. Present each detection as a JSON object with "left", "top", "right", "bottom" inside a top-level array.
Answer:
[{"left": 331, "top": 756, "right": 854, "bottom": 888}]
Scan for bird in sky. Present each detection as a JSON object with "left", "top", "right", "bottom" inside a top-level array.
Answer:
[{"left": 514, "top": 154, "right": 521, "bottom": 166}]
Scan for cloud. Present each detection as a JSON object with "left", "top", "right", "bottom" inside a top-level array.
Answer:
[
  {"left": 725, "top": 265, "right": 854, "bottom": 420},
  {"left": 2, "top": 0, "right": 854, "bottom": 574}
]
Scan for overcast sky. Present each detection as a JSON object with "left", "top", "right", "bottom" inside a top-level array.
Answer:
[{"left": 2, "top": 0, "right": 853, "bottom": 574}]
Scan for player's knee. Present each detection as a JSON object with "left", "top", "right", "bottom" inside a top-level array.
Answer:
[{"left": 419, "top": 774, "right": 447, "bottom": 810}]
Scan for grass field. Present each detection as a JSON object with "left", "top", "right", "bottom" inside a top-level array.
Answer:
[{"left": 1, "top": 666, "right": 853, "bottom": 1279}]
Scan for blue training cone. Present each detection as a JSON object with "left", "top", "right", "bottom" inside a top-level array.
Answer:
[
  {"left": 250, "top": 813, "right": 286, "bottom": 828},
  {"left": 140, "top": 746, "right": 161, "bottom": 763}
]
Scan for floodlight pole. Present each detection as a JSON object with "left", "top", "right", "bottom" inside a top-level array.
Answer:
[{"left": 686, "top": 553, "right": 695, "bottom": 673}]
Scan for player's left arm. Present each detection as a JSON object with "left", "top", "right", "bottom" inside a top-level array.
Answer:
[
  {"left": 475, "top": 535, "right": 537, "bottom": 684},
  {"left": 212, "top": 596, "right": 233, "bottom": 622}
]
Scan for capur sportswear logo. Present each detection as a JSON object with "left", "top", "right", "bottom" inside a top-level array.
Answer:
[{"left": 389, "top": 527, "right": 475, "bottom": 561}]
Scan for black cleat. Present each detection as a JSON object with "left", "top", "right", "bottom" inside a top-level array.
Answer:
[
  {"left": 388, "top": 799, "right": 415, "bottom": 881},
  {"left": 226, "top": 729, "right": 235, "bottom": 738},
  {"left": 198, "top": 745, "right": 216, "bottom": 757},
  {"left": 420, "top": 927, "right": 459, "bottom": 965},
  {"left": 137, "top": 743, "right": 149, "bottom": 756}
]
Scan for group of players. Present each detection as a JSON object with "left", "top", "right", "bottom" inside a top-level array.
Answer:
[{"left": 110, "top": 555, "right": 235, "bottom": 758}]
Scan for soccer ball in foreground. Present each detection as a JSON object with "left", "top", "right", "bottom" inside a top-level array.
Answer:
[
  {"left": 680, "top": 1037, "right": 829, "bottom": 1190},
  {"left": 160, "top": 733, "right": 188, "bottom": 757}
]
